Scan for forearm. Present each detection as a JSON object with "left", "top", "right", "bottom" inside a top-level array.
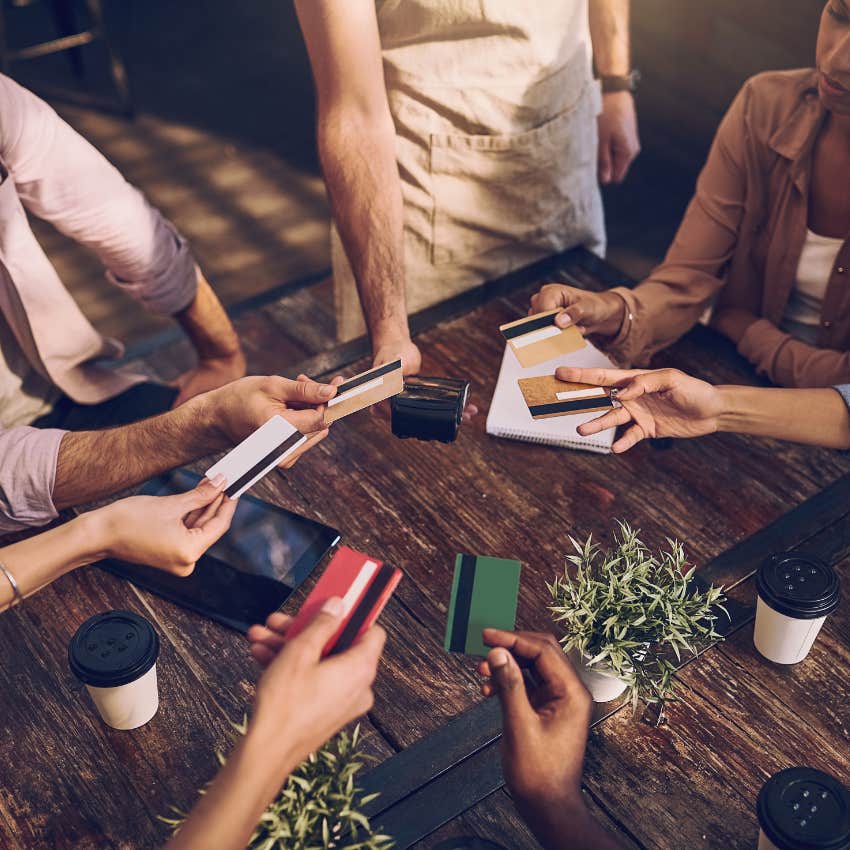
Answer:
[
  {"left": 163, "top": 729, "right": 299, "bottom": 850},
  {"left": 52, "top": 393, "right": 223, "bottom": 510},
  {"left": 0, "top": 512, "right": 107, "bottom": 610},
  {"left": 589, "top": 0, "right": 630, "bottom": 76},
  {"left": 716, "top": 386, "right": 850, "bottom": 449},
  {"left": 516, "top": 795, "right": 626, "bottom": 850},
  {"left": 175, "top": 272, "right": 243, "bottom": 363},
  {"left": 320, "top": 114, "right": 407, "bottom": 342}
]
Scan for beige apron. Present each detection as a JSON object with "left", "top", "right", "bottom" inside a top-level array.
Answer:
[{"left": 333, "top": 0, "right": 605, "bottom": 342}]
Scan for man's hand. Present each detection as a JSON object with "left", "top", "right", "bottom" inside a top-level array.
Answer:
[
  {"left": 477, "top": 630, "right": 626, "bottom": 850},
  {"left": 530, "top": 284, "right": 626, "bottom": 338},
  {"left": 373, "top": 332, "right": 422, "bottom": 378},
  {"left": 711, "top": 308, "right": 759, "bottom": 345},
  {"left": 597, "top": 91, "right": 640, "bottom": 185},
  {"left": 247, "top": 605, "right": 386, "bottom": 765},
  {"left": 88, "top": 476, "right": 237, "bottom": 575},
  {"left": 556, "top": 366, "right": 723, "bottom": 452},
  {"left": 205, "top": 375, "right": 337, "bottom": 466},
  {"left": 173, "top": 351, "right": 247, "bottom": 408}
]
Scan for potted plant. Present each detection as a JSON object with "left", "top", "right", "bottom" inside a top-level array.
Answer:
[
  {"left": 163, "top": 723, "right": 394, "bottom": 850},
  {"left": 548, "top": 522, "right": 726, "bottom": 712}
]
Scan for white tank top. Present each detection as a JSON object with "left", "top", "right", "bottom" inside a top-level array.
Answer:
[{"left": 781, "top": 228, "right": 844, "bottom": 344}]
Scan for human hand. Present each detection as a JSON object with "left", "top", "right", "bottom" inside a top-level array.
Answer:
[
  {"left": 530, "top": 284, "right": 626, "bottom": 338},
  {"left": 373, "top": 333, "right": 422, "bottom": 378},
  {"left": 246, "top": 605, "right": 386, "bottom": 764},
  {"left": 205, "top": 375, "right": 335, "bottom": 465},
  {"left": 597, "top": 91, "right": 640, "bottom": 185},
  {"left": 711, "top": 308, "right": 759, "bottom": 345},
  {"left": 556, "top": 366, "right": 723, "bottom": 452},
  {"left": 172, "top": 351, "right": 247, "bottom": 409},
  {"left": 90, "top": 476, "right": 237, "bottom": 575}
]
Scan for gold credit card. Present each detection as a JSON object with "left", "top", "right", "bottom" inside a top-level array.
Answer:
[
  {"left": 517, "top": 375, "right": 613, "bottom": 420},
  {"left": 325, "top": 359, "right": 404, "bottom": 423},
  {"left": 500, "top": 309, "right": 586, "bottom": 368}
]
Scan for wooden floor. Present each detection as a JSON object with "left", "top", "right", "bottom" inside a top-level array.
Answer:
[{"left": 1, "top": 249, "right": 847, "bottom": 850}]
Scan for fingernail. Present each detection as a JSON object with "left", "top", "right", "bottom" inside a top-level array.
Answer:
[
  {"left": 210, "top": 473, "right": 226, "bottom": 487},
  {"left": 490, "top": 648, "right": 509, "bottom": 668},
  {"left": 556, "top": 313, "right": 571, "bottom": 327},
  {"left": 322, "top": 597, "right": 344, "bottom": 616},
  {"left": 319, "top": 385, "right": 334, "bottom": 399}
]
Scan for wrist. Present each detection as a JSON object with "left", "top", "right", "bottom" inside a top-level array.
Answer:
[
  {"left": 515, "top": 788, "right": 590, "bottom": 846},
  {"left": 371, "top": 318, "right": 410, "bottom": 349},
  {"left": 183, "top": 389, "right": 230, "bottom": 456},
  {"left": 73, "top": 509, "right": 115, "bottom": 566},
  {"left": 596, "top": 291, "right": 627, "bottom": 337},
  {"left": 243, "top": 714, "right": 303, "bottom": 783},
  {"left": 715, "top": 385, "right": 751, "bottom": 435}
]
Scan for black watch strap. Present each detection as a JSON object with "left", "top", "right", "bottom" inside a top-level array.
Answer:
[{"left": 599, "top": 68, "right": 641, "bottom": 93}]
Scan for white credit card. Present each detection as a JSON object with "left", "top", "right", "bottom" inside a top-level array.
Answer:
[{"left": 206, "top": 415, "right": 306, "bottom": 499}]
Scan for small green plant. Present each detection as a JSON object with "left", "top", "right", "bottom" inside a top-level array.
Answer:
[
  {"left": 163, "top": 723, "right": 394, "bottom": 850},
  {"left": 548, "top": 522, "right": 726, "bottom": 710}
]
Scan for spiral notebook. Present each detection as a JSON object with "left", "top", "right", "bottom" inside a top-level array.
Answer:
[{"left": 486, "top": 342, "right": 617, "bottom": 454}]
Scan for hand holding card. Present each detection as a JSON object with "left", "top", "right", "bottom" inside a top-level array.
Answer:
[
  {"left": 500, "top": 309, "right": 585, "bottom": 368},
  {"left": 287, "top": 546, "right": 402, "bottom": 656},
  {"left": 206, "top": 414, "right": 307, "bottom": 499}
]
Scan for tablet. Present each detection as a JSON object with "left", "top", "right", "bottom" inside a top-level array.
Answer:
[{"left": 99, "top": 468, "right": 340, "bottom": 632}]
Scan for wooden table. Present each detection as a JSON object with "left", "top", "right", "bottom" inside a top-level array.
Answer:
[{"left": 1, "top": 249, "right": 848, "bottom": 850}]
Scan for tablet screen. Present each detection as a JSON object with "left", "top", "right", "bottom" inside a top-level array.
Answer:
[{"left": 99, "top": 468, "right": 340, "bottom": 632}]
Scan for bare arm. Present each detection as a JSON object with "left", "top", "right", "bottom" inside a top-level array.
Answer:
[
  {"left": 589, "top": 0, "right": 630, "bottom": 76},
  {"left": 52, "top": 375, "right": 334, "bottom": 511},
  {"left": 295, "top": 1, "right": 418, "bottom": 370}
]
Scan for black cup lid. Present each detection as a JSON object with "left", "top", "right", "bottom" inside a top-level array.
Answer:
[
  {"left": 69, "top": 610, "right": 159, "bottom": 687},
  {"left": 757, "top": 768, "right": 850, "bottom": 850},
  {"left": 756, "top": 555, "right": 840, "bottom": 619}
]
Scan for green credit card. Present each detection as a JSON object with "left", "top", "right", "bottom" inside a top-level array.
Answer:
[{"left": 444, "top": 554, "right": 521, "bottom": 656}]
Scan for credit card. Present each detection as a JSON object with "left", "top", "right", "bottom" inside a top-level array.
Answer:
[
  {"left": 205, "top": 414, "right": 306, "bottom": 499},
  {"left": 517, "top": 375, "right": 614, "bottom": 420},
  {"left": 500, "top": 309, "right": 585, "bottom": 368},
  {"left": 287, "top": 546, "right": 402, "bottom": 656},
  {"left": 325, "top": 359, "right": 404, "bottom": 423},
  {"left": 444, "top": 554, "right": 521, "bottom": 657}
]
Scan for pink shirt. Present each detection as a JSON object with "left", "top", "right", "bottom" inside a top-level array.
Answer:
[{"left": 0, "top": 74, "right": 198, "bottom": 532}]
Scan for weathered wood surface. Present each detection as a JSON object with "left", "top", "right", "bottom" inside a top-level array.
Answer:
[{"left": 1, "top": 250, "right": 849, "bottom": 850}]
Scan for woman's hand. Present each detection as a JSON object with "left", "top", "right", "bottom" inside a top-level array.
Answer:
[
  {"left": 247, "top": 605, "right": 386, "bottom": 766},
  {"left": 529, "top": 284, "right": 626, "bottom": 338},
  {"left": 89, "top": 476, "right": 237, "bottom": 575},
  {"left": 555, "top": 366, "right": 723, "bottom": 453}
]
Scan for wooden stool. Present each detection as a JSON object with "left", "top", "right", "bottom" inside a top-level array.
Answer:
[{"left": 0, "top": 0, "right": 133, "bottom": 115}]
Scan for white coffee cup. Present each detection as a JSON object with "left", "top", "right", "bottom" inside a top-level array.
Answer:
[
  {"left": 756, "top": 767, "right": 850, "bottom": 850},
  {"left": 69, "top": 610, "right": 160, "bottom": 730},
  {"left": 753, "top": 555, "right": 839, "bottom": 665}
]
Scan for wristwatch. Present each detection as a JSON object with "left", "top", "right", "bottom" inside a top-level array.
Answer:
[{"left": 599, "top": 68, "right": 641, "bottom": 94}]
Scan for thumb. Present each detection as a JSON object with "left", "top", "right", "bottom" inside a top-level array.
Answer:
[
  {"left": 293, "top": 597, "right": 346, "bottom": 659},
  {"left": 488, "top": 648, "right": 534, "bottom": 731},
  {"left": 181, "top": 476, "right": 226, "bottom": 511}
]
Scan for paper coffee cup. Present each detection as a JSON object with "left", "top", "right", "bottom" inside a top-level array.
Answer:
[
  {"left": 756, "top": 767, "right": 850, "bottom": 850},
  {"left": 69, "top": 610, "right": 160, "bottom": 730},
  {"left": 753, "top": 555, "right": 840, "bottom": 665}
]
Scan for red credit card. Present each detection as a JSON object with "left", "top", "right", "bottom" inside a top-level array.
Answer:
[{"left": 287, "top": 546, "right": 402, "bottom": 656}]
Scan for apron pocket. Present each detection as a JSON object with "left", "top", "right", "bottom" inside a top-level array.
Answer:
[{"left": 428, "top": 80, "right": 599, "bottom": 266}]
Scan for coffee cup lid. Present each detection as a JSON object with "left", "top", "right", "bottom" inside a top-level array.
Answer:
[
  {"left": 69, "top": 610, "right": 159, "bottom": 687},
  {"left": 757, "top": 767, "right": 850, "bottom": 850},
  {"left": 756, "top": 555, "right": 840, "bottom": 619}
]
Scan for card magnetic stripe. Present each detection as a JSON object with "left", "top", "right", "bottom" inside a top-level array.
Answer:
[
  {"left": 501, "top": 313, "right": 556, "bottom": 341},
  {"left": 336, "top": 359, "right": 402, "bottom": 396},
  {"left": 332, "top": 562, "right": 397, "bottom": 654},
  {"left": 224, "top": 431, "right": 305, "bottom": 498},
  {"left": 448, "top": 554, "right": 477, "bottom": 652},
  {"left": 528, "top": 397, "right": 613, "bottom": 416}
]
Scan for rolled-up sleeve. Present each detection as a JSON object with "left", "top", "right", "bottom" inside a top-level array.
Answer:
[
  {"left": 0, "top": 425, "right": 65, "bottom": 532},
  {"left": 0, "top": 73, "right": 198, "bottom": 316},
  {"left": 833, "top": 384, "right": 850, "bottom": 411}
]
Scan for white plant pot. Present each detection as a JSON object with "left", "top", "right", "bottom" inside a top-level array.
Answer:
[{"left": 569, "top": 648, "right": 629, "bottom": 703}]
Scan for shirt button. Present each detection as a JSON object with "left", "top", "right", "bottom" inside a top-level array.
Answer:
[
  {"left": 838, "top": 267, "right": 846, "bottom": 274},
  {"left": 823, "top": 319, "right": 833, "bottom": 328}
]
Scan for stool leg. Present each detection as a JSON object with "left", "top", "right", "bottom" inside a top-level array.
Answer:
[
  {"left": 0, "top": 6, "right": 9, "bottom": 74},
  {"left": 50, "top": 0, "right": 85, "bottom": 77},
  {"left": 82, "top": 0, "right": 133, "bottom": 115}
]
